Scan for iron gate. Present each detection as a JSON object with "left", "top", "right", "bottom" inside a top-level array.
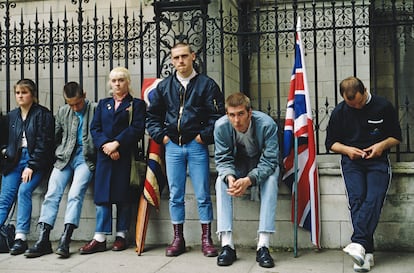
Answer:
[{"left": 1, "top": 0, "right": 413, "bottom": 159}]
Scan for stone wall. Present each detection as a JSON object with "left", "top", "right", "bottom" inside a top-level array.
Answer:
[{"left": 17, "top": 161, "right": 414, "bottom": 251}]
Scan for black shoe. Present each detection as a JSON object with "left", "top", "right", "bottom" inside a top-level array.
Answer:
[
  {"left": 217, "top": 245, "right": 237, "bottom": 266},
  {"left": 256, "top": 247, "right": 275, "bottom": 268},
  {"left": 55, "top": 243, "right": 70, "bottom": 258},
  {"left": 10, "top": 239, "right": 28, "bottom": 255},
  {"left": 24, "top": 240, "right": 53, "bottom": 258}
]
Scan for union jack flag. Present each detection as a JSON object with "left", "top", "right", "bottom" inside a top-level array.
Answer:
[
  {"left": 282, "top": 19, "right": 321, "bottom": 248},
  {"left": 141, "top": 78, "right": 167, "bottom": 209}
]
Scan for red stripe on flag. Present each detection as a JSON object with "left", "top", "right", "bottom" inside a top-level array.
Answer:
[
  {"left": 141, "top": 78, "right": 167, "bottom": 209},
  {"left": 282, "top": 19, "right": 321, "bottom": 248}
]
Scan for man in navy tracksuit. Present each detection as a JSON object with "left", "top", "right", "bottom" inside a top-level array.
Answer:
[{"left": 326, "top": 76, "right": 402, "bottom": 272}]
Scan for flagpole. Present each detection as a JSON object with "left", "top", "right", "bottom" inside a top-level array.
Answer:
[
  {"left": 293, "top": 136, "right": 298, "bottom": 258},
  {"left": 135, "top": 194, "right": 150, "bottom": 255},
  {"left": 292, "top": 16, "right": 302, "bottom": 259},
  {"left": 284, "top": 15, "right": 320, "bottom": 253}
]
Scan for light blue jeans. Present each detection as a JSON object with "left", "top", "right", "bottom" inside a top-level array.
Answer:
[
  {"left": 95, "top": 203, "right": 131, "bottom": 234},
  {"left": 0, "top": 148, "right": 44, "bottom": 234},
  {"left": 215, "top": 166, "right": 279, "bottom": 234},
  {"left": 165, "top": 139, "right": 213, "bottom": 224},
  {"left": 39, "top": 146, "right": 93, "bottom": 228}
]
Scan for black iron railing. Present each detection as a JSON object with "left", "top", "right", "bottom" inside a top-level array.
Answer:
[{"left": 1, "top": 0, "right": 413, "bottom": 159}]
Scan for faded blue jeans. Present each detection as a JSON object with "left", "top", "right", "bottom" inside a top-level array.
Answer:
[
  {"left": 215, "top": 166, "right": 279, "bottom": 234},
  {"left": 165, "top": 139, "right": 213, "bottom": 224},
  {"left": 0, "top": 148, "right": 44, "bottom": 234},
  {"left": 39, "top": 146, "right": 93, "bottom": 228}
]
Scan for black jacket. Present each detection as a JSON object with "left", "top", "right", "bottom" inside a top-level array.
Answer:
[
  {"left": 0, "top": 113, "right": 7, "bottom": 148},
  {"left": 146, "top": 72, "right": 225, "bottom": 145},
  {"left": 0, "top": 103, "right": 55, "bottom": 175}
]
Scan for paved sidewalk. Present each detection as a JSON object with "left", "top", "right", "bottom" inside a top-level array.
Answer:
[{"left": 0, "top": 242, "right": 412, "bottom": 273}]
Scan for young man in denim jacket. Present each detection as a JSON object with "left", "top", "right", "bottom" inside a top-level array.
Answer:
[{"left": 214, "top": 92, "right": 279, "bottom": 268}]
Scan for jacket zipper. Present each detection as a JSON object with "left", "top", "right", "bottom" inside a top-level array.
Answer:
[
  {"left": 213, "top": 99, "right": 218, "bottom": 112},
  {"left": 177, "top": 85, "right": 186, "bottom": 146}
]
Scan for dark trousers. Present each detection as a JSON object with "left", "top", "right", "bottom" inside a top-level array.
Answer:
[{"left": 341, "top": 156, "right": 391, "bottom": 253}]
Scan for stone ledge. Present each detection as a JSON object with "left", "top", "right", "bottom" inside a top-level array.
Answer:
[{"left": 3, "top": 160, "right": 414, "bottom": 250}]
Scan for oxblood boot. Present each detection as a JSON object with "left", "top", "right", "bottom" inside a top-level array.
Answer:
[
  {"left": 201, "top": 223, "right": 218, "bottom": 257},
  {"left": 24, "top": 222, "right": 53, "bottom": 258},
  {"left": 165, "top": 224, "right": 185, "bottom": 257},
  {"left": 55, "top": 223, "right": 75, "bottom": 258}
]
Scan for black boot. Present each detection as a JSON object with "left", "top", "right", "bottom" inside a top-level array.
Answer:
[
  {"left": 24, "top": 222, "right": 53, "bottom": 258},
  {"left": 55, "top": 223, "right": 75, "bottom": 258}
]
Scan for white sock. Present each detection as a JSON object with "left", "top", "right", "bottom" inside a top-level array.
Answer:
[
  {"left": 116, "top": 231, "right": 126, "bottom": 238},
  {"left": 257, "top": 232, "right": 270, "bottom": 250},
  {"left": 15, "top": 232, "right": 26, "bottom": 241},
  {"left": 221, "top": 231, "right": 234, "bottom": 249},
  {"left": 93, "top": 233, "right": 106, "bottom": 242}
]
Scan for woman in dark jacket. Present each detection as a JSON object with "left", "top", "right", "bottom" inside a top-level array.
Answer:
[
  {"left": 79, "top": 67, "right": 145, "bottom": 254},
  {"left": 0, "top": 79, "right": 54, "bottom": 255}
]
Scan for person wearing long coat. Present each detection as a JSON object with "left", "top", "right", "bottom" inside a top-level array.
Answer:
[{"left": 79, "top": 67, "right": 146, "bottom": 254}]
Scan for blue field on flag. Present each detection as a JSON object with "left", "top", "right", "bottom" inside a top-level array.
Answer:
[{"left": 282, "top": 18, "right": 321, "bottom": 248}]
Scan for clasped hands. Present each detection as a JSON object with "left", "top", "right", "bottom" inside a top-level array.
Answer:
[
  {"left": 102, "top": 141, "right": 120, "bottom": 160},
  {"left": 347, "top": 142, "right": 384, "bottom": 160},
  {"left": 226, "top": 176, "right": 252, "bottom": 197}
]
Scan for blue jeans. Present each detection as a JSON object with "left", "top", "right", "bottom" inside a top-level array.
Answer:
[
  {"left": 0, "top": 148, "right": 44, "bottom": 234},
  {"left": 95, "top": 203, "right": 131, "bottom": 234},
  {"left": 39, "top": 146, "right": 93, "bottom": 228},
  {"left": 216, "top": 166, "right": 279, "bottom": 234},
  {"left": 165, "top": 139, "right": 213, "bottom": 224},
  {"left": 341, "top": 156, "right": 391, "bottom": 253}
]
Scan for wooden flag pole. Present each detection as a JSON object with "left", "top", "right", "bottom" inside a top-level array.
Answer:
[{"left": 135, "top": 194, "right": 150, "bottom": 255}]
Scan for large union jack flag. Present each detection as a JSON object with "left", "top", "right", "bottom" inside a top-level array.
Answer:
[
  {"left": 141, "top": 78, "right": 167, "bottom": 209},
  {"left": 282, "top": 19, "right": 321, "bottom": 248}
]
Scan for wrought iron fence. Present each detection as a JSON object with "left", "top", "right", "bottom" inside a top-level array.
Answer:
[{"left": 0, "top": 0, "right": 413, "bottom": 159}]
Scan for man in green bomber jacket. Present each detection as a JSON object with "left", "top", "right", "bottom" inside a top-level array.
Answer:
[{"left": 25, "top": 82, "right": 97, "bottom": 259}]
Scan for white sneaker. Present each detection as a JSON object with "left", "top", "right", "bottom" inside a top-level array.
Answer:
[
  {"left": 343, "top": 242, "right": 365, "bottom": 266},
  {"left": 353, "top": 253, "right": 374, "bottom": 272}
]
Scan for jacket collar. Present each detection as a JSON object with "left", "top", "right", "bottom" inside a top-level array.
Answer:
[{"left": 113, "top": 93, "right": 133, "bottom": 113}]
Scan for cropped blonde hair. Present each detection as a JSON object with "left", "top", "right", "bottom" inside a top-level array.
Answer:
[{"left": 107, "top": 67, "right": 132, "bottom": 95}]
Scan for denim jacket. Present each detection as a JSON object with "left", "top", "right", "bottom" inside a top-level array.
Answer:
[
  {"left": 54, "top": 100, "right": 97, "bottom": 171},
  {"left": 214, "top": 110, "right": 279, "bottom": 186}
]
